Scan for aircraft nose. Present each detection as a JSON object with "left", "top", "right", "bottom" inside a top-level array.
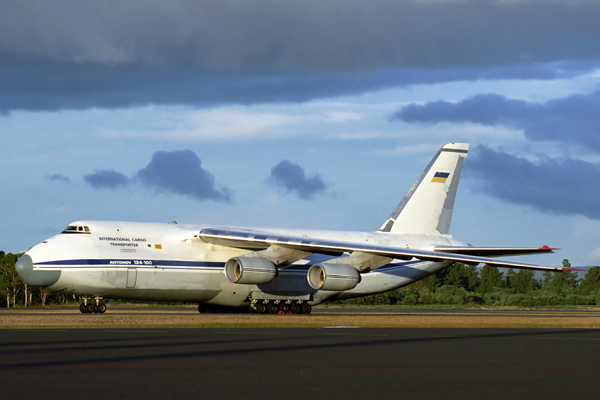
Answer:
[{"left": 15, "top": 254, "right": 61, "bottom": 287}]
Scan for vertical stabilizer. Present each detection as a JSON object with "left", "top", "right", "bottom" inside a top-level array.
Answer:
[{"left": 379, "top": 143, "right": 469, "bottom": 236}]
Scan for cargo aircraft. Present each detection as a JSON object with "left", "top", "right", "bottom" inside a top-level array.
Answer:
[{"left": 16, "top": 143, "right": 571, "bottom": 314}]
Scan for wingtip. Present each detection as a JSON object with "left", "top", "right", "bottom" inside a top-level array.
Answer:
[
  {"left": 561, "top": 267, "right": 585, "bottom": 272},
  {"left": 539, "top": 245, "right": 560, "bottom": 251}
]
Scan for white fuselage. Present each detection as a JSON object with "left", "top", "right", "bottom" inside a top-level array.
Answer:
[{"left": 22, "top": 220, "right": 465, "bottom": 306}]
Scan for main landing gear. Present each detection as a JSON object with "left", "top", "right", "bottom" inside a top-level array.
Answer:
[
  {"left": 79, "top": 297, "right": 107, "bottom": 314},
  {"left": 250, "top": 300, "right": 311, "bottom": 315},
  {"left": 197, "top": 300, "right": 312, "bottom": 315},
  {"left": 197, "top": 304, "right": 250, "bottom": 314}
]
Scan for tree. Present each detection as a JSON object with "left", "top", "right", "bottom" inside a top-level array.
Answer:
[
  {"left": 505, "top": 269, "right": 516, "bottom": 290},
  {"left": 0, "top": 253, "right": 22, "bottom": 307},
  {"left": 0, "top": 259, "right": 10, "bottom": 307},
  {"left": 545, "top": 259, "right": 579, "bottom": 294},
  {"left": 580, "top": 266, "right": 600, "bottom": 294},
  {"left": 463, "top": 265, "right": 480, "bottom": 292},
  {"left": 423, "top": 273, "right": 442, "bottom": 292},
  {"left": 507, "top": 269, "right": 538, "bottom": 294},
  {"left": 479, "top": 265, "right": 504, "bottom": 293},
  {"left": 541, "top": 271, "right": 554, "bottom": 290},
  {"left": 443, "top": 263, "right": 470, "bottom": 288},
  {"left": 36, "top": 287, "right": 49, "bottom": 307}
]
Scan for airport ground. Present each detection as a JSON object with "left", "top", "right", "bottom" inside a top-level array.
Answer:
[
  {"left": 2, "top": 325, "right": 599, "bottom": 399},
  {"left": 2, "top": 305, "right": 600, "bottom": 328}
]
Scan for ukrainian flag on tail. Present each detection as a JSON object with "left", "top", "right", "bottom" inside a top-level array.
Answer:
[{"left": 431, "top": 171, "right": 450, "bottom": 183}]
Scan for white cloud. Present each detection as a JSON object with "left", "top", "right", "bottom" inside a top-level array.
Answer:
[{"left": 91, "top": 101, "right": 402, "bottom": 142}]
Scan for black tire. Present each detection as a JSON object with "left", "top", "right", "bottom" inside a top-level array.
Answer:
[
  {"left": 86, "top": 303, "right": 95, "bottom": 313},
  {"left": 301, "top": 303, "right": 311, "bottom": 314},
  {"left": 267, "top": 302, "right": 279, "bottom": 314},
  {"left": 198, "top": 304, "right": 214, "bottom": 313},
  {"left": 256, "top": 303, "right": 267, "bottom": 314},
  {"left": 79, "top": 303, "right": 87, "bottom": 313},
  {"left": 98, "top": 303, "right": 107, "bottom": 314},
  {"left": 279, "top": 303, "right": 290, "bottom": 313},
  {"left": 290, "top": 302, "right": 301, "bottom": 314}
]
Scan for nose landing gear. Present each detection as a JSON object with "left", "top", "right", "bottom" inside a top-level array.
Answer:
[{"left": 79, "top": 297, "right": 107, "bottom": 314}]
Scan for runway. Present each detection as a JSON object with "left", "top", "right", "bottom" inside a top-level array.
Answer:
[{"left": 2, "top": 328, "right": 599, "bottom": 399}]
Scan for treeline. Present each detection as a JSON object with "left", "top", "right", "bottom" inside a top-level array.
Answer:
[
  {"left": 0, "top": 251, "right": 74, "bottom": 307},
  {"left": 3, "top": 250, "right": 600, "bottom": 308},
  {"left": 335, "top": 260, "right": 600, "bottom": 307}
]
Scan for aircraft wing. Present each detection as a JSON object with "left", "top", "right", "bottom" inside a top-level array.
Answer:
[
  {"left": 433, "top": 246, "right": 557, "bottom": 257},
  {"left": 198, "top": 228, "right": 576, "bottom": 272}
]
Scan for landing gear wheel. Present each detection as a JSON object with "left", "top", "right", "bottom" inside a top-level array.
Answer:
[
  {"left": 97, "top": 303, "right": 107, "bottom": 313},
  {"left": 86, "top": 303, "right": 95, "bottom": 314},
  {"left": 79, "top": 303, "right": 87, "bottom": 314},
  {"left": 301, "top": 303, "right": 312, "bottom": 314},
  {"left": 256, "top": 303, "right": 267, "bottom": 314},
  {"left": 267, "top": 302, "right": 279, "bottom": 314},
  {"left": 290, "top": 302, "right": 301, "bottom": 314},
  {"left": 279, "top": 303, "right": 290, "bottom": 313}
]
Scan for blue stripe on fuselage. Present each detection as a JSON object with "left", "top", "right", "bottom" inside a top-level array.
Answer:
[
  {"left": 34, "top": 258, "right": 430, "bottom": 273},
  {"left": 34, "top": 259, "right": 225, "bottom": 268}
]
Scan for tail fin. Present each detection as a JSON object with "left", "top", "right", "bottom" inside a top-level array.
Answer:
[{"left": 379, "top": 143, "right": 469, "bottom": 236}]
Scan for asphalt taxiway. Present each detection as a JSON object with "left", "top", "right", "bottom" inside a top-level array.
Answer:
[{"left": 2, "top": 327, "right": 599, "bottom": 399}]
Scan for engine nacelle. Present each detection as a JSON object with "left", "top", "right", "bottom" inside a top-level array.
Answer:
[
  {"left": 224, "top": 257, "right": 277, "bottom": 284},
  {"left": 307, "top": 263, "right": 360, "bottom": 291}
]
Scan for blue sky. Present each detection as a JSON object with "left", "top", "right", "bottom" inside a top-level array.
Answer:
[{"left": 2, "top": 0, "right": 600, "bottom": 268}]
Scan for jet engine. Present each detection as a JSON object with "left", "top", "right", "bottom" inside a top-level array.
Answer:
[
  {"left": 224, "top": 257, "right": 277, "bottom": 284},
  {"left": 307, "top": 263, "right": 360, "bottom": 291}
]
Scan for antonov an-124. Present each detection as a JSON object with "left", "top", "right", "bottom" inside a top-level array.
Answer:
[{"left": 16, "top": 143, "right": 572, "bottom": 314}]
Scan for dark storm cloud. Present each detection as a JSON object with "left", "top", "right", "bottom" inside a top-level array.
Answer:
[
  {"left": 1, "top": 1, "right": 599, "bottom": 112},
  {"left": 467, "top": 145, "right": 600, "bottom": 220},
  {"left": 47, "top": 174, "right": 70, "bottom": 183},
  {"left": 392, "top": 91, "right": 600, "bottom": 151},
  {"left": 83, "top": 150, "right": 231, "bottom": 202},
  {"left": 270, "top": 160, "right": 327, "bottom": 200},
  {"left": 137, "top": 150, "right": 232, "bottom": 203},
  {"left": 84, "top": 170, "right": 131, "bottom": 189},
  {"left": 3, "top": 62, "right": 587, "bottom": 113}
]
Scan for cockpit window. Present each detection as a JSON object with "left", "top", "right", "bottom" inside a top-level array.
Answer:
[{"left": 62, "top": 225, "right": 91, "bottom": 234}]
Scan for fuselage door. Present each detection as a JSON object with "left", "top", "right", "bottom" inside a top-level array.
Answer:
[{"left": 126, "top": 268, "right": 137, "bottom": 288}]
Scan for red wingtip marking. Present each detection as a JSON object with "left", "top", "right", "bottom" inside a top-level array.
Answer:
[
  {"left": 562, "top": 267, "right": 585, "bottom": 272},
  {"left": 539, "top": 245, "right": 560, "bottom": 251}
]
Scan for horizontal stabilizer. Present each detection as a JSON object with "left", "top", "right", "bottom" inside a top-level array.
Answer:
[{"left": 433, "top": 246, "right": 558, "bottom": 258}]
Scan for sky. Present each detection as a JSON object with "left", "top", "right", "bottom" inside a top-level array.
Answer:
[{"left": 2, "top": 0, "right": 600, "bottom": 268}]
